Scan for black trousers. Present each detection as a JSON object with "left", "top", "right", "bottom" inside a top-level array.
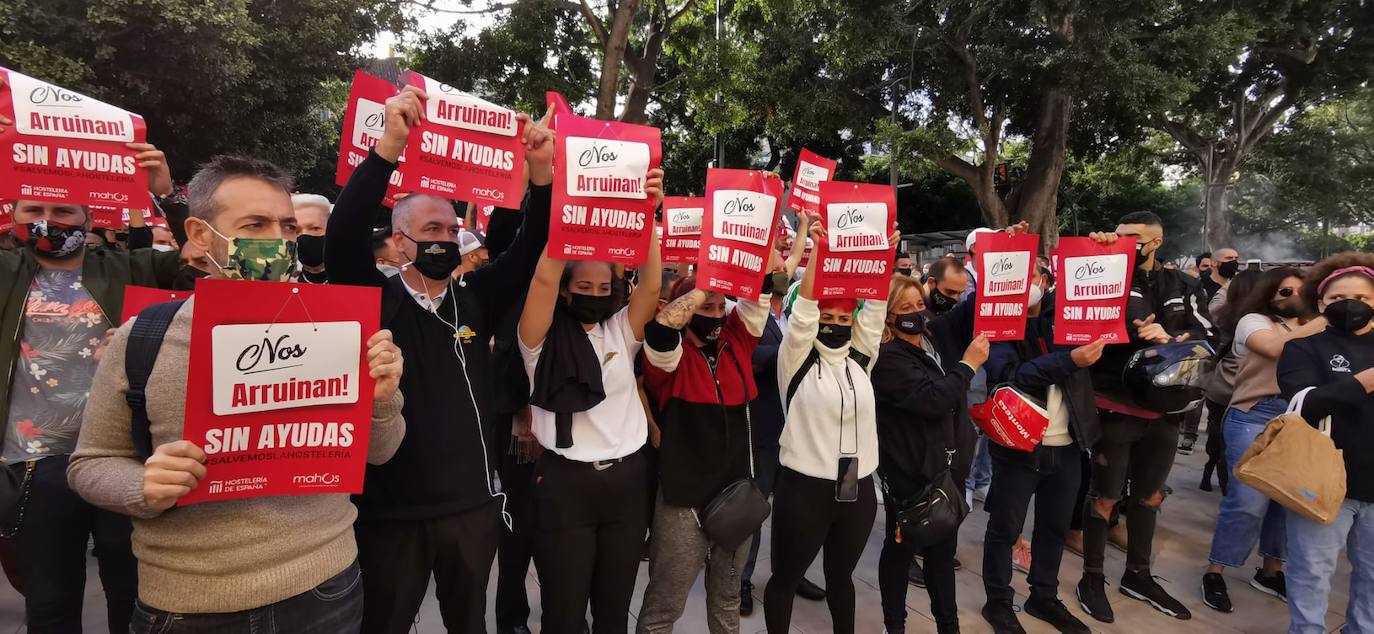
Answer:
[
  {"left": 495, "top": 453, "right": 538, "bottom": 631},
  {"left": 533, "top": 448, "right": 648, "bottom": 634},
  {"left": 1201, "top": 398, "right": 1229, "bottom": 492},
  {"left": 878, "top": 496, "right": 959, "bottom": 634},
  {"left": 764, "top": 468, "right": 877, "bottom": 634},
  {"left": 1084, "top": 413, "right": 1179, "bottom": 575},
  {"left": 356, "top": 500, "right": 501, "bottom": 634},
  {"left": 9, "top": 455, "right": 136, "bottom": 634},
  {"left": 983, "top": 443, "right": 1082, "bottom": 604}
]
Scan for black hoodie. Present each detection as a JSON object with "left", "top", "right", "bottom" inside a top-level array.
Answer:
[{"left": 1277, "top": 326, "right": 1374, "bottom": 503}]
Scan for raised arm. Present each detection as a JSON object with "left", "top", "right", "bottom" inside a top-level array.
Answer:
[
  {"left": 1245, "top": 316, "right": 1328, "bottom": 360},
  {"left": 518, "top": 246, "right": 566, "bottom": 350},
  {"left": 643, "top": 287, "right": 705, "bottom": 372},
  {"left": 327, "top": 86, "right": 427, "bottom": 288},
  {"left": 782, "top": 213, "right": 811, "bottom": 279},
  {"left": 625, "top": 169, "right": 666, "bottom": 342},
  {"left": 465, "top": 120, "right": 554, "bottom": 312}
]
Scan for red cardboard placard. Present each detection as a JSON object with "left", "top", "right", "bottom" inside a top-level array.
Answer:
[
  {"left": 1051, "top": 237, "right": 1138, "bottom": 345},
  {"left": 661, "top": 196, "right": 704, "bottom": 263},
  {"left": 549, "top": 113, "right": 661, "bottom": 263},
  {"left": 787, "top": 148, "right": 836, "bottom": 215},
  {"left": 90, "top": 198, "right": 155, "bottom": 230},
  {"left": 120, "top": 286, "right": 192, "bottom": 324},
  {"left": 181, "top": 279, "right": 380, "bottom": 505},
  {"left": 0, "top": 67, "right": 147, "bottom": 208},
  {"left": 698, "top": 169, "right": 783, "bottom": 299},
  {"left": 973, "top": 232, "right": 1040, "bottom": 341},
  {"left": 336, "top": 71, "right": 407, "bottom": 207},
  {"left": 0, "top": 201, "right": 13, "bottom": 234},
  {"left": 812, "top": 181, "right": 897, "bottom": 300},
  {"left": 404, "top": 71, "right": 526, "bottom": 207}
]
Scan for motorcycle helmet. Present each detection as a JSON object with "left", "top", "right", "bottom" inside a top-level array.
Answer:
[{"left": 1122, "top": 341, "right": 1216, "bottom": 414}]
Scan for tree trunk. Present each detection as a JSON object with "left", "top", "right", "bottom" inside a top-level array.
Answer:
[
  {"left": 1008, "top": 86, "right": 1072, "bottom": 250},
  {"left": 1202, "top": 158, "right": 1235, "bottom": 250},
  {"left": 593, "top": 0, "right": 642, "bottom": 120}
]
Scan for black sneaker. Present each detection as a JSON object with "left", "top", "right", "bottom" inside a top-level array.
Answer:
[
  {"left": 1024, "top": 596, "right": 1090, "bottom": 634},
  {"left": 981, "top": 600, "right": 1026, "bottom": 634},
  {"left": 739, "top": 581, "right": 754, "bottom": 616},
  {"left": 1201, "top": 572, "right": 1232, "bottom": 612},
  {"left": 908, "top": 559, "right": 926, "bottom": 588},
  {"left": 1120, "top": 569, "right": 1192, "bottom": 619},
  {"left": 795, "top": 577, "right": 826, "bottom": 601},
  {"left": 1250, "top": 569, "right": 1287, "bottom": 602},
  {"left": 1076, "top": 573, "right": 1114, "bottom": 624},
  {"left": 1178, "top": 437, "right": 1196, "bottom": 454}
]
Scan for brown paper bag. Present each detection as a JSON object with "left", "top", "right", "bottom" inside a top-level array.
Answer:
[{"left": 1236, "top": 412, "right": 1346, "bottom": 525}]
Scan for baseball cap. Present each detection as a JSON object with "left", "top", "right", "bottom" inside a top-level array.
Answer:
[
  {"left": 965, "top": 227, "right": 997, "bottom": 252},
  {"left": 458, "top": 230, "right": 486, "bottom": 256}
]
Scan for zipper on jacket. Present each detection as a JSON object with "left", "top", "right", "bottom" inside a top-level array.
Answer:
[{"left": 4, "top": 284, "right": 31, "bottom": 404}]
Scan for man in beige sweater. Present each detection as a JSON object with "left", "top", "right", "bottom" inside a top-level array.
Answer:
[{"left": 67, "top": 155, "right": 406, "bottom": 633}]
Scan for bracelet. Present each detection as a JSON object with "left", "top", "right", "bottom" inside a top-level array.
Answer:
[{"left": 959, "top": 360, "right": 978, "bottom": 372}]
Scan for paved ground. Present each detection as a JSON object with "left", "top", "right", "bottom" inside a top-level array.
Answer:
[{"left": 0, "top": 446, "right": 1352, "bottom": 633}]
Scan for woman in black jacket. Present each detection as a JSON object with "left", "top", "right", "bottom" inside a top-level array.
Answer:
[
  {"left": 871, "top": 274, "right": 988, "bottom": 634},
  {"left": 1276, "top": 253, "right": 1374, "bottom": 634}
]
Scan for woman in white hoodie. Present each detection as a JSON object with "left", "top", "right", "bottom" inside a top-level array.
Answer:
[{"left": 763, "top": 221, "right": 891, "bottom": 634}]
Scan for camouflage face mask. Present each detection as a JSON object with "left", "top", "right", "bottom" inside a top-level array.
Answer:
[{"left": 200, "top": 220, "right": 298, "bottom": 283}]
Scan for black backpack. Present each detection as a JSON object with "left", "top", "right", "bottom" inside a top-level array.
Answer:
[
  {"left": 784, "top": 347, "right": 871, "bottom": 410},
  {"left": 124, "top": 299, "right": 187, "bottom": 460}
]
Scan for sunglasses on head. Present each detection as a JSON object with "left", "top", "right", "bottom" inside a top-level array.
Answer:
[{"left": 1277, "top": 288, "right": 1296, "bottom": 297}]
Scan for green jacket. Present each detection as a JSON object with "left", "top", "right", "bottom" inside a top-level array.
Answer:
[{"left": 2, "top": 246, "right": 181, "bottom": 425}]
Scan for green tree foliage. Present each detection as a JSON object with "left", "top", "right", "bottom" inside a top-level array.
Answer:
[{"left": 0, "top": 0, "right": 404, "bottom": 183}]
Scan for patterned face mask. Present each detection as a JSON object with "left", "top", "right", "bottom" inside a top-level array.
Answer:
[
  {"left": 14, "top": 219, "right": 86, "bottom": 259},
  {"left": 199, "top": 219, "right": 298, "bottom": 282}
]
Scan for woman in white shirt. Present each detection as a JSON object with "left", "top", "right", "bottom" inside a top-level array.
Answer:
[
  {"left": 763, "top": 221, "right": 891, "bottom": 634},
  {"left": 517, "top": 169, "right": 664, "bottom": 634}
]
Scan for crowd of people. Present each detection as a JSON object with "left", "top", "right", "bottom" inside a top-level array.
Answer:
[{"left": 0, "top": 76, "right": 1370, "bottom": 634}]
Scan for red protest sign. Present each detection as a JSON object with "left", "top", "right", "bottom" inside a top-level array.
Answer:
[
  {"left": 404, "top": 71, "right": 525, "bottom": 207},
  {"left": 90, "top": 198, "right": 155, "bottom": 230},
  {"left": 973, "top": 232, "right": 1040, "bottom": 341},
  {"left": 0, "top": 67, "right": 147, "bottom": 208},
  {"left": 181, "top": 279, "right": 380, "bottom": 505},
  {"left": 0, "top": 201, "right": 13, "bottom": 234},
  {"left": 787, "top": 148, "right": 836, "bottom": 215},
  {"left": 336, "top": 71, "right": 407, "bottom": 207},
  {"left": 662, "top": 196, "right": 704, "bottom": 263},
  {"left": 1051, "top": 237, "right": 1138, "bottom": 345},
  {"left": 549, "top": 114, "right": 661, "bottom": 263},
  {"left": 812, "top": 181, "right": 897, "bottom": 300},
  {"left": 698, "top": 169, "right": 783, "bottom": 299},
  {"left": 120, "top": 286, "right": 192, "bottom": 324},
  {"left": 546, "top": 91, "right": 573, "bottom": 121}
]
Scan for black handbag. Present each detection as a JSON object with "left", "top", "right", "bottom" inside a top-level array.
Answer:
[
  {"left": 699, "top": 350, "right": 772, "bottom": 550},
  {"left": 887, "top": 408, "right": 970, "bottom": 549}
]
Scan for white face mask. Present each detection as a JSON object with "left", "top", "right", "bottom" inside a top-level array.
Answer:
[
  {"left": 1028, "top": 284, "right": 1044, "bottom": 309},
  {"left": 152, "top": 244, "right": 176, "bottom": 253}
]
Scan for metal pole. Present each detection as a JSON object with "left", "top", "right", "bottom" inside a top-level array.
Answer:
[
  {"left": 713, "top": 0, "right": 723, "bottom": 168},
  {"left": 889, "top": 83, "right": 899, "bottom": 188}
]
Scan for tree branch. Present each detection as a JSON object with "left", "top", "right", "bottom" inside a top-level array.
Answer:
[
  {"left": 402, "top": 0, "right": 515, "bottom": 14},
  {"left": 932, "top": 153, "right": 979, "bottom": 184},
  {"left": 577, "top": 0, "right": 609, "bottom": 47}
]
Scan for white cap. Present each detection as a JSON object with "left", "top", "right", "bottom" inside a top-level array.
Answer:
[
  {"left": 965, "top": 227, "right": 997, "bottom": 251},
  {"left": 290, "top": 193, "right": 333, "bottom": 214},
  {"left": 457, "top": 230, "right": 486, "bottom": 256}
]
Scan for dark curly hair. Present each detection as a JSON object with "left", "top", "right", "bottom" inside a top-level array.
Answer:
[{"left": 1302, "top": 252, "right": 1374, "bottom": 313}]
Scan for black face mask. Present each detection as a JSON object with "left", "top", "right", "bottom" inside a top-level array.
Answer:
[
  {"left": 1324, "top": 298, "right": 1374, "bottom": 333},
  {"left": 172, "top": 266, "right": 210, "bottom": 291},
  {"left": 896, "top": 267, "right": 913, "bottom": 278},
  {"left": 566, "top": 292, "right": 618, "bottom": 324},
  {"left": 1272, "top": 299, "right": 1303, "bottom": 319},
  {"left": 403, "top": 234, "right": 463, "bottom": 280},
  {"left": 296, "top": 234, "right": 326, "bottom": 268},
  {"left": 816, "top": 323, "right": 853, "bottom": 349},
  {"left": 1134, "top": 242, "right": 1151, "bottom": 270},
  {"left": 688, "top": 314, "right": 725, "bottom": 343},
  {"left": 1218, "top": 260, "right": 1240, "bottom": 279},
  {"left": 927, "top": 288, "right": 957, "bottom": 315},
  {"left": 890, "top": 311, "right": 926, "bottom": 336}
]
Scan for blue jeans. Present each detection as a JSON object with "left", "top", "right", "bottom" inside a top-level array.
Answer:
[
  {"left": 1286, "top": 499, "right": 1374, "bottom": 634},
  {"left": 129, "top": 560, "right": 363, "bottom": 633},
  {"left": 1207, "top": 398, "right": 1288, "bottom": 568},
  {"left": 967, "top": 435, "right": 992, "bottom": 491}
]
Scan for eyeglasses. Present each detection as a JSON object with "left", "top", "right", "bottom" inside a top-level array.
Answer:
[{"left": 1277, "top": 288, "right": 1297, "bottom": 297}]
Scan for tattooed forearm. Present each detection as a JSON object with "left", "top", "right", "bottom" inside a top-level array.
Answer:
[{"left": 655, "top": 288, "right": 706, "bottom": 329}]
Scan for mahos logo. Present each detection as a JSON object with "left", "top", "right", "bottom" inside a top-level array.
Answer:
[
  {"left": 292, "top": 473, "right": 342, "bottom": 487},
  {"left": 471, "top": 186, "right": 506, "bottom": 201}
]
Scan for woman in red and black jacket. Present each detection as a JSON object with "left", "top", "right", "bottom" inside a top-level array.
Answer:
[{"left": 637, "top": 274, "right": 774, "bottom": 633}]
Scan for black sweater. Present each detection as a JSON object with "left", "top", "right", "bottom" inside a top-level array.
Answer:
[
  {"left": 1277, "top": 327, "right": 1374, "bottom": 503},
  {"left": 327, "top": 149, "right": 551, "bottom": 520}
]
